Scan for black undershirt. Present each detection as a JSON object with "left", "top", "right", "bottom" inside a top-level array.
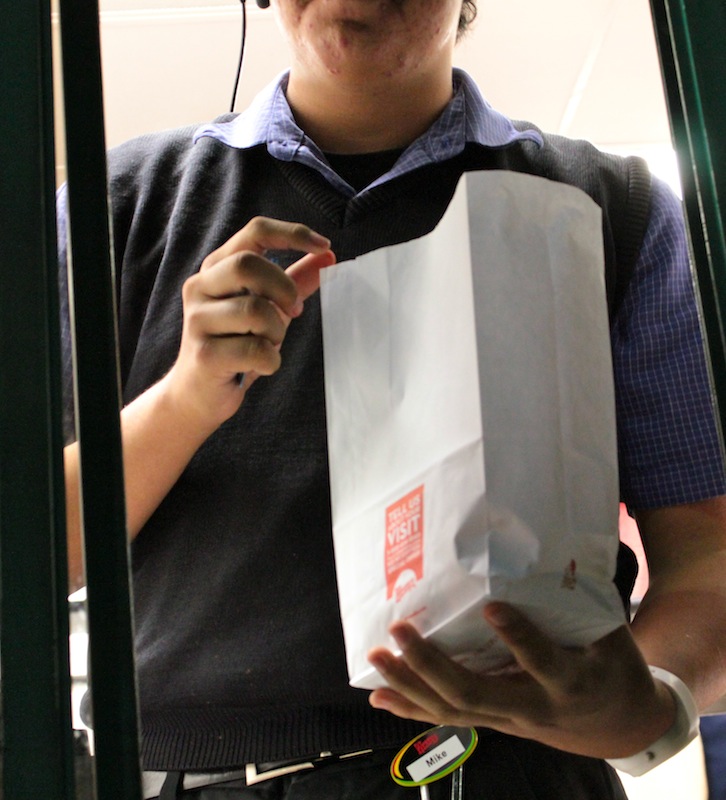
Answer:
[{"left": 324, "top": 148, "right": 405, "bottom": 193}]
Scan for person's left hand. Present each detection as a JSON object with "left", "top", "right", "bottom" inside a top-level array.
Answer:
[{"left": 367, "top": 603, "right": 675, "bottom": 760}]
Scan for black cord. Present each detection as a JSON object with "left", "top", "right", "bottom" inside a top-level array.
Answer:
[{"left": 229, "top": 0, "right": 247, "bottom": 113}]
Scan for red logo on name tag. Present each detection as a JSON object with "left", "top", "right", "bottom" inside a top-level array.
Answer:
[{"left": 385, "top": 486, "right": 424, "bottom": 601}]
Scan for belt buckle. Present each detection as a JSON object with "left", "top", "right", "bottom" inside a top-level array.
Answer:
[{"left": 245, "top": 748, "right": 374, "bottom": 785}]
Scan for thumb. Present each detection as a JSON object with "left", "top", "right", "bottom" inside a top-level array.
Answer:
[{"left": 286, "top": 249, "right": 336, "bottom": 306}]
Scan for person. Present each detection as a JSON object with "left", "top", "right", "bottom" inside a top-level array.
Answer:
[
  {"left": 57, "top": 0, "right": 726, "bottom": 797},
  {"left": 701, "top": 714, "right": 726, "bottom": 799}
]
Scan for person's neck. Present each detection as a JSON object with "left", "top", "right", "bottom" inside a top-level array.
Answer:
[{"left": 286, "top": 69, "right": 454, "bottom": 155}]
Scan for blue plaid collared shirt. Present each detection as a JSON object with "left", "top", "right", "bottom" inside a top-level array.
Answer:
[{"left": 196, "top": 69, "right": 725, "bottom": 509}]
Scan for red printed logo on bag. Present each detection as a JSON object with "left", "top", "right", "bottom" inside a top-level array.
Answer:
[
  {"left": 385, "top": 486, "right": 424, "bottom": 602},
  {"left": 561, "top": 559, "right": 577, "bottom": 590}
]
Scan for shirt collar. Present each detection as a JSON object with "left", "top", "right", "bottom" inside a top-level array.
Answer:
[{"left": 194, "top": 68, "right": 543, "bottom": 197}]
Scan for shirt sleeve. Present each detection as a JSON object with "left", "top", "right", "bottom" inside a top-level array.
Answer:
[{"left": 611, "top": 174, "right": 726, "bottom": 509}]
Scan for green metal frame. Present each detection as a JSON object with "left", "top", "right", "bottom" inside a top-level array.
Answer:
[
  {"left": 58, "top": 0, "right": 143, "bottom": 797},
  {"left": 1, "top": 0, "right": 141, "bottom": 797},
  {"left": 0, "top": 2, "right": 76, "bottom": 798},
  {"left": 649, "top": 0, "right": 726, "bottom": 440}
]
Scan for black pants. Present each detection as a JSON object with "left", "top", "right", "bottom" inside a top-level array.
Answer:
[{"left": 179, "top": 735, "right": 627, "bottom": 800}]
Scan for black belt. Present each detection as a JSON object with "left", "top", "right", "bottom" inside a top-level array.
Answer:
[{"left": 149, "top": 748, "right": 375, "bottom": 799}]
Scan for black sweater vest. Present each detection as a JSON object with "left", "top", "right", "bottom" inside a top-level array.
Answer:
[{"left": 84, "top": 127, "right": 651, "bottom": 770}]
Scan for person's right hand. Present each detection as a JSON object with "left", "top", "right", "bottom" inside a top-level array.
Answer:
[{"left": 163, "top": 216, "right": 335, "bottom": 432}]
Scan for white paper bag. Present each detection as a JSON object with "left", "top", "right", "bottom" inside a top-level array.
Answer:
[{"left": 320, "top": 171, "right": 626, "bottom": 690}]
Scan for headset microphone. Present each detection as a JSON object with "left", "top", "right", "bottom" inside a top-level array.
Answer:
[{"left": 231, "top": 0, "right": 271, "bottom": 113}]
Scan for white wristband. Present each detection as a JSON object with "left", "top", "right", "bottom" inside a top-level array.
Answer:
[{"left": 606, "top": 666, "right": 699, "bottom": 777}]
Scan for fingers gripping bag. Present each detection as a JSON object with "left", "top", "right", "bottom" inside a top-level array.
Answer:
[{"left": 320, "top": 171, "right": 626, "bottom": 689}]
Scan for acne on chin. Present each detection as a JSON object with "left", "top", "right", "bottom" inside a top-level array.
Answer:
[{"left": 287, "top": 2, "right": 457, "bottom": 78}]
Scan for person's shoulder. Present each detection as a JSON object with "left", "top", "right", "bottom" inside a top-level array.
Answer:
[
  {"left": 512, "top": 125, "right": 641, "bottom": 180},
  {"left": 108, "top": 123, "right": 198, "bottom": 175},
  {"left": 505, "top": 126, "right": 652, "bottom": 227},
  {"left": 107, "top": 114, "right": 240, "bottom": 181}
]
